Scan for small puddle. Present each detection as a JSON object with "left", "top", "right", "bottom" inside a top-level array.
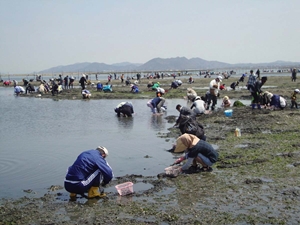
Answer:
[
  {"left": 260, "top": 177, "right": 273, "bottom": 183},
  {"left": 234, "top": 144, "right": 249, "bottom": 148},
  {"left": 262, "top": 130, "right": 272, "bottom": 134}
]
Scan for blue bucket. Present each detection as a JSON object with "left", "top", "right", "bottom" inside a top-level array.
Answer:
[{"left": 224, "top": 109, "right": 233, "bottom": 117}]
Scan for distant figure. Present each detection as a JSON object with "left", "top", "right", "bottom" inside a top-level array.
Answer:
[
  {"left": 246, "top": 70, "right": 256, "bottom": 91},
  {"left": 230, "top": 81, "right": 239, "bottom": 90},
  {"left": 255, "top": 69, "right": 261, "bottom": 79},
  {"left": 96, "top": 82, "right": 103, "bottom": 91},
  {"left": 130, "top": 84, "right": 139, "bottom": 93},
  {"left": 25, "top": 83, "right": 35, "bottom": 94},
  {"left": 239, "top": 74, "right": 247, "bottom": 82},
  {"left": 147, "top": 81, "right": 153, "bottom": 90},
  {"left": 136, "top": 73, "right": 141, "bottom": 83},
  {"left": 188, "top": 76, "right": 194, "bottom": 84},
  {"left": 37, "top": 83, "right": 46, "bottom": 94},
  {"left": 51, "top": 81, "right": 59, "bottom": 96},
  {"left": 3, "top": 80, "right": 11, "bottom": 86},
  {"left": 12, "top": 80, "right": 18, "bottom": 86},
  {"left": 248, "top": 73, "right": 268, "bottom": 109},
  {"left": 58, "top": 74, "right": 63, "bottom": 85},
  {"left": 64, "top": 76, "right": 69, "bottom": 89},
  {"left": 219, "top": 83, "right": 226, "bottom": 90},
  {"left": 103, "top": 84, "right": 112, "bottom": 92},
  {"left": 170, "top": 80, "right": 182, "bottom": 90},
  {"left": 69, "top": 76, "right": 75, "bottom": 89},
  {"left": 156, "top": 87, "right": 165, "bottom": 97},
  {"left": 291, "top": 68, "right": 297, "bottom": 82},
  {"left": 14, "top": 86, "right": 25, "bottom": 95},
  {"left": 121, "top": 74, "right": 124, "bottom": 83},
  {"left": 206, "top": 76, "right": 222, "bottom": 111},
  {"left": 82, "top": 89, "right": 91, "bottom": 99},
  {"left": 79, "top": 74, "right": 87, "bottom": 90},
  {"left": 264, "top": 91, "right": 286, "bottom": 110},
  {"left": 222, "top": 96, "right": 231, "bottom": 108},
  {"left": 152, "top": 82, "right": 160, "bottom": 91},
  {"left": 291, "top": 89, "right": 300, "bottom": 109},
  {"left": 114, "top": 102, "right": 134, "bottom": 117},
  {"left": 186, "top": 88, "right": 198, "bottom": 102}
]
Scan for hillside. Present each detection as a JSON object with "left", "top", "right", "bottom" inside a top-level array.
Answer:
[{"left": 38, "top": 57, "right": 300, "bottom": 73}]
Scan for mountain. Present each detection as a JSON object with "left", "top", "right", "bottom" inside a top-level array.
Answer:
[{"left": 38, "top": 57, "right": 300, "bottom": 73}]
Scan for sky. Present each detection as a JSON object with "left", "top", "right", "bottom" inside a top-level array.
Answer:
[{"left": 1, "top": 0, "right": 300, "bottom": 74}]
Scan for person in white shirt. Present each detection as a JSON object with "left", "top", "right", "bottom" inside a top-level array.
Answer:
[
  {"left": 206, "top": 76, "right": 222, "bottom": 110},
  {"left": 190, "top": 96, "right": 206, "bottom": 115}
]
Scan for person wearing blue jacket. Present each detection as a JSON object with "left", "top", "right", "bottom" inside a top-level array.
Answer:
[{"left": 64, "top": 146, "right": 113, "bottom": 199}]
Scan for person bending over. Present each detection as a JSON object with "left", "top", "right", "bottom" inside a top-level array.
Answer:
[{"left": 115, "top": 102, "right": 134, "bottom": 117}]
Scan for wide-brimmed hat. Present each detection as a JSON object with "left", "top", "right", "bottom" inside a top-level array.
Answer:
[
  {"left": 174, "top": 139, "right": 187, "bottom": 153},
  {"left": 174, "top": 134, "right": 199, "bottom": 153},
  {"left": 295, "top": 89, "right": 300, "bottom": 93}
]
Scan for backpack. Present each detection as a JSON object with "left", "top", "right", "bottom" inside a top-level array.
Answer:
[{"left": 179, "top": 116, "right": 204, "bottom": 139}]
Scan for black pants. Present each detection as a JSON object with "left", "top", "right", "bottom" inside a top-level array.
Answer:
[
  {"left": 251, "top": 92, "right": 260, "bottom": 104},
  {"left": 206, "top": 94, "right": 217, "bottom": 110},
  {"left": 291, "top": 100, "right": 298, "bottom": 108}
]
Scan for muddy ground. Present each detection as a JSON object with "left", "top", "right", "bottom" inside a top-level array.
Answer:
[{"left": 1, "top": 75, "right": 300, "bottom": 224}]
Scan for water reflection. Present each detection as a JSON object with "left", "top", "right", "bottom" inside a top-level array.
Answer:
[
  {"left": 149, "top": 114, "right": 165, "bottom": 130},
  {"left": 117, "top": 116, "right": 134, "bottom": 129}
]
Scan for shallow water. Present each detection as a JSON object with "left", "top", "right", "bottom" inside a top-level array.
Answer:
[{"left": 0, "top": 87, "right": 250, "bottom": 199}]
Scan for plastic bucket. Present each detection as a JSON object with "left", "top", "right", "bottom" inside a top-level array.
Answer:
[{"left": 224, "top": 109, "right": 233, "bottom": 117}]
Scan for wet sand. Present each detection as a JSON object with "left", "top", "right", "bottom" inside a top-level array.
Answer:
[{"left": 1, "top": 75, "right": 300, "bottom": 224}]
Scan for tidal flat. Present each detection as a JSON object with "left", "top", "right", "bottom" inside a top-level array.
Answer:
[{"left": 1, "top": 75, "right": 300, "bottom": 224}]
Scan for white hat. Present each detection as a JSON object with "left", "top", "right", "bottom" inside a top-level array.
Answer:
[
  {"left": 96, "top": 146, "right": 109, "bottom": 156},
  {"left": 217, "top": 76, "right": 223, "bottom": 81},
  {"left": 82, "top": 74, "right": 86, "bottom": 77},
  {"left": 295, "top": 89, "right": 300, "bottom": 93}
]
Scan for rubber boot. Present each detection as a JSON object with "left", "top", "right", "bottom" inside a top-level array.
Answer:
[
  {"left": 257, "top": 104, "right": 261, "bottom": 110},
  {"left": 251, "top": 104, "right": 255, "bottom": 109},
  {"left": 99, "top": 187, "right": 107, "bottom": 198},
  {"left": 70, "top": 193, "right": 77, "bottom": 201},
  {"left": 88, "top": 186, "right": 101, "bottom": 199}
]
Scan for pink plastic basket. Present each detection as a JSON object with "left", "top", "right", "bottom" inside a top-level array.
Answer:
[{"left": 115, "top": 182, "right": 134, "bottom": 196}]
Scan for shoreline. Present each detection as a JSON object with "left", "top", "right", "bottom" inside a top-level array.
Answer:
[
  {"left": 4, "top": 75, "right": 300, "bottom": 101},
  {"left": 1, "top": 107, "right": 300, "bottom": 224}
]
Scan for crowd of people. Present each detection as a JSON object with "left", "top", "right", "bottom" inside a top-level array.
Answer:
[{"left": 5, "top": 69, "right": 299, "bottom": 199}]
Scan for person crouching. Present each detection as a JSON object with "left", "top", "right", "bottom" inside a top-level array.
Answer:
[
  {"left": 82, "top": 89, "right": 91, "bottom": 99},
  {"left": 64, "top": 146, "right": 113, "bottom": 200},
  {"left": 172, "top": 133, "right": 218, "bottom": 173}
]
